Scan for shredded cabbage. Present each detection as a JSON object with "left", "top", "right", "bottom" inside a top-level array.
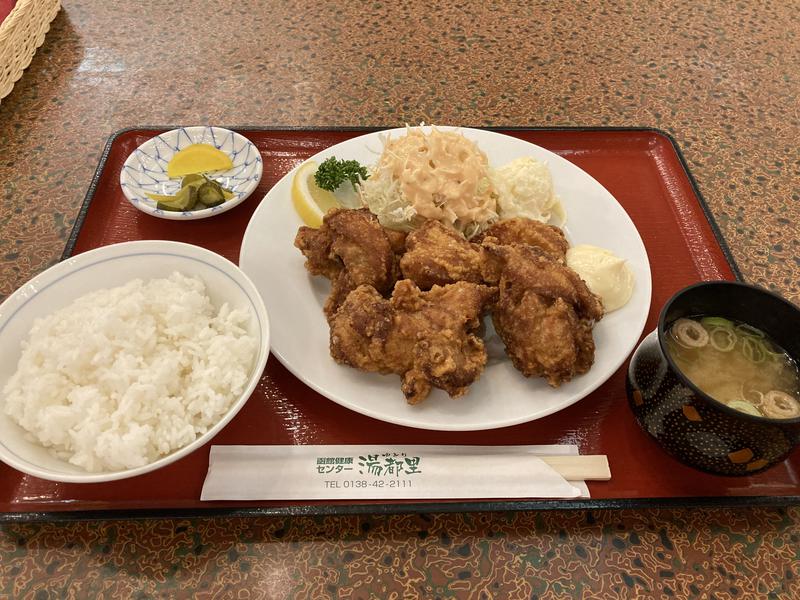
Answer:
[
  {"left": 358, "top": 126, "right": 498, "bottom": 237},
  {"left": 357, "top": 126, "right": 568, "bottom": 237},
  {"left": 358, "top": 166, "right": 421, "bottom": 231}
]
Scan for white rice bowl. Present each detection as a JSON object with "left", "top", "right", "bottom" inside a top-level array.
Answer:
[{"left": 0, "top": 241, "right": 270, "bottom": 483}]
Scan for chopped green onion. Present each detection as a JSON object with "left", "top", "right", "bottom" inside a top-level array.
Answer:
[
  {"left": 701, "top": 317, "right": 734, "bottom": 329},
  {"left": 742, "top": 337, "right": 766, "bottom": 363},
  {"left": 726, "top": 399, "right": 762, "bottom": 417},
  {"left": 740, "top": 382, "right": 764, "bottom": 405},
  {"left": 762, "top": 390, "right": 800, "bottom": 419},
  {"left": 672, "top": 318, "right": 709, "bottom": 348},
  {"left": 758, "top": 338, "right": 785, "bottom": 360},
  {"left": 709, "top": 327, "right": 736, "bottom": 352},
  {"left": 735, "top": 323, "right": 765, "bottom": 338}
]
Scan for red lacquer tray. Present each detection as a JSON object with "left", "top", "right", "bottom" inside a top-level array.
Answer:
[{"left": 3, "top": 127, "right": 798, "bottom": 521}]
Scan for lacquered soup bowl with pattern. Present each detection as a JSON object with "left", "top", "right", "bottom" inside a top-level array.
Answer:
[{"left": 626, "top": 281, "right": 800, "bottom": 476}]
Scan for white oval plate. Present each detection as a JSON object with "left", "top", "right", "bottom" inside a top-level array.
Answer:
[
  {"left": 120, "top": 126, "right": 263, "bottom": 220},
  {"left": 240, "top": 126, "right": 652, "bottom": 431}
]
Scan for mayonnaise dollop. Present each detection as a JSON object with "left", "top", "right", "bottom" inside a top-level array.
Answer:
[{"left": 566, "top": 244, "right": 634, "bottom": 312}]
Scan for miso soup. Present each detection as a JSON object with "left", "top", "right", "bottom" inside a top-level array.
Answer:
[{"left": 664, "top": 316, "right": 800, "bottom": 419}]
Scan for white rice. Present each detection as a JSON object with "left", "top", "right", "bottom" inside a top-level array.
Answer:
[{"left": 2, "top": 272, "right": 257, "bottom": 472}]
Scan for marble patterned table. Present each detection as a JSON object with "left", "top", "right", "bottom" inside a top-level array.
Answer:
[{"left": 0, "top": 1, "right": 798, "bottom": 597}]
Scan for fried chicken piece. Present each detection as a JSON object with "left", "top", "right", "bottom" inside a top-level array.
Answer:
[
  {"left": 293, "top": 225, "right": 339, "bottom": 280},
  {"left": 484, "top": 242, "right": 603, "bottom": 320},
  {"left": 400, "top": 220, "right": 484, "bottom": 289},
  {"left": 384, "top": 227, "right": 408, "bottom": 282},
  {"left": 474, "top": 218, "right": 569, "bottom": 261},
  {"left": 384, "top": 228, "right": 408, "bottom": 256},
  {"left": 294, "top": 208, "right": 398, "bottom": 320},
  {"left": 483, "top": 242, "right": 603, "bottom": 386},
  {"left": 329, "top": 280, "right": 498, "bottom": 404}
]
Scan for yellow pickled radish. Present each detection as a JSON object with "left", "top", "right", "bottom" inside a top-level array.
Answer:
[
  {"left": 291, "top": 161, "right": 340, "bottom": 228},
  {"left": 166, "top": 144, "right": 234, "bottom": 178}
]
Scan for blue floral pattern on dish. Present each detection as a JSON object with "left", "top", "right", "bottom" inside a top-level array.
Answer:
[{"left": 119, "top": 126, "right": 263, "bottom": 221}]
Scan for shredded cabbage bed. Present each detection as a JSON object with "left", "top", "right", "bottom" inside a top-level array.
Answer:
[{"left": 356, "top": 127, "right": 565, "bottom": 238}]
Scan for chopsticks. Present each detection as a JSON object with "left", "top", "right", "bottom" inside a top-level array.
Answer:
[{"left": 539, "top": 455, "right": 611, "bottom": 481}]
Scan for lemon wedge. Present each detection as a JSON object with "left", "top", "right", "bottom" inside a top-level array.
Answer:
[
  {"left": 167, "top": 144, "right": 234, "bottom": 178},
  {"left": 291, "top": 160, "right": 340, "bottom": 227}
]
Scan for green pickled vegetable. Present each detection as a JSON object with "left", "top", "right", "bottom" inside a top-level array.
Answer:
[
  {"left": 146, "top": 192, "right": 181, "bottom": 203},
  {"left": 181, "top": 174, "right": 206, "bottom": 187},
  {"left": 156, "top": 201, "right": 182, "bottom": 212},
  {"left": 147, "top": 174, "right": 234, "bottom": 212},
  {"left": 157, "top": 185, "right": 197, "bottom": 212},
  {"left": 197, "top": 181, "right": 225, "bottom": 207}
]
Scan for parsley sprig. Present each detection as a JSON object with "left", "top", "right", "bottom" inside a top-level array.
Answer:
[{"left": 314, "top": 157, "right": 369, "bottom": 191}]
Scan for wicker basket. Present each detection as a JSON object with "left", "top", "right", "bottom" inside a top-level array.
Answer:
[{"left": 0, "top": 0, "right": 61, "bottom": 103}]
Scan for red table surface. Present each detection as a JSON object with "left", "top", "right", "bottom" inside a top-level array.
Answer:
[{"left": 3, "top": 128, "right": 797, "bottom": 517}]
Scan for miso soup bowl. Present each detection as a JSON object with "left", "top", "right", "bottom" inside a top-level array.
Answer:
[{"left": 626, "top": 281, "right": 800, "bottom": 476}]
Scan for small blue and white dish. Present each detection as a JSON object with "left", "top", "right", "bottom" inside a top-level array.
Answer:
[{"left": 119, "top": 126, "right": 263, "bottom": 221}]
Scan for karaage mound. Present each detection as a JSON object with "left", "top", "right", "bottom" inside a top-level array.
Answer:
[
  {"left": 295, "top": 206, "right": 609, "bottom": 403},
  {"left": 482, "top": 241, "right": 604, "bottom": 387},
  {"left": 329, "top": 280, "right": 497, "bottom": 404},
  {"left": 399, "top": 220, "right": 484, "bottom": 289},
  {"left": 473, "top": 217, "right": 569, "bottom": 261},
  {"left": 294, "top": 208, "right": 399, "bottom": 320}
]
